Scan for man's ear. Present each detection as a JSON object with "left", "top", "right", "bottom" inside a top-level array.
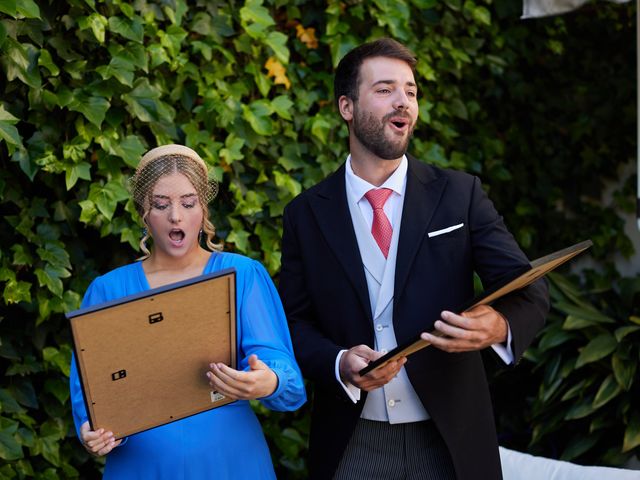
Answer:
[{"left": 338, "top": 95, "right": 354, "bottom": 122}]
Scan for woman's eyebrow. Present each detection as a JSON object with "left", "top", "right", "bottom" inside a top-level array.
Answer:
[{"left": 151, "top": 193, "right": 197, "bottom": 199}]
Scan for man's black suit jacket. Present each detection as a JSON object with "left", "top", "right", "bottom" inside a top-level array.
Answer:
[{"left": 279, "top": 156, "right": 549, "bottom": 479}]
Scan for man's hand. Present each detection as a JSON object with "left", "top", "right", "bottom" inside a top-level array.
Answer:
[
  {"left": 339, "top": 345, "right": 406, "bottom": 392},
  {"left": 80, "top": 421, "right": 121, "bottom": 457},
  {"left": 207, "top": 354, "right": 278, "bottom": 400},
  {"left": 420, "top": 305, "right": 509, "bottom": 353}
]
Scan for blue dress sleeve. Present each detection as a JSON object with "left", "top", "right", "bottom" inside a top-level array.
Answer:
[
  {"left": 69, "top": 277, "right": 106, "bottom": 439},
  {"left": 235, "top": 260, "right": 306, "bottom": 412}
]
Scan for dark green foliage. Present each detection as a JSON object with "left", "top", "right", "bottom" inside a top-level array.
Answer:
[
  {"left": 0, "top": 0, "right": 637, "bottom": 477},
  {"left": 492, "top": 272, "right": 640, "bottom": 466}
]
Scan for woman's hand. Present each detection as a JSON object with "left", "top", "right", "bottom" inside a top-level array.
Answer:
[
  {"left": 207, "top": 354, "right": 278, "bottom": 400},
  {"left": 80, "top": 421, "right": 121, "bottom": 456}
]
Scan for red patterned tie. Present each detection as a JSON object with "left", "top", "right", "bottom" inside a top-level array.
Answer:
[{"left": 364, "top": 188, "right": 394, "bottom": 258}]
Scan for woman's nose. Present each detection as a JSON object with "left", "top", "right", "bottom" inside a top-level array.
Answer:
[{"left": 168, "top": 205, "right": 181, "bottom": 223}]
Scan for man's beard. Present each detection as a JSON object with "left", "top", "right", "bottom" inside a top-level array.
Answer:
[{"left": 352, "top": 107, "right": 414, "bottom": 160}]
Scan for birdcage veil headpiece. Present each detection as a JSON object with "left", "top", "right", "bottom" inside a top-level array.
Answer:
[
  {"left": 129, "top": 144, "right": 218, "bottom": 215},
  {"left": 129, "top": 144, "right": 221, "bottom": 258}
]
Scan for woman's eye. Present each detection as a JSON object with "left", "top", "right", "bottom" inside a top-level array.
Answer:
[
  {"left": 152, "top": 202, "right": 169, "bottom": 210},
  {"left": 182, "top": 202, "right": 196, "bottom": 209}
]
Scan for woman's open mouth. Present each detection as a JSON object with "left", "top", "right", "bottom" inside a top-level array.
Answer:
[{"left": 169, "top": 229, "right": 185, "bottom": 245}]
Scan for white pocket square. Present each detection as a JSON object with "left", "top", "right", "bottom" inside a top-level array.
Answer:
[{"left": 428, "top": 223, "right": 464, "bottom": 238}]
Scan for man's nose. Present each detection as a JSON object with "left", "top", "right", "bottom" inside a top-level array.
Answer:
[{"left": 392, "top": 90, "right": 411, "bottom": 111}]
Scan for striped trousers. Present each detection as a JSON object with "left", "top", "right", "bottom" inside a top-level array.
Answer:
[{"left": 333, "top": 419, "right": 457, "bottom": 480}]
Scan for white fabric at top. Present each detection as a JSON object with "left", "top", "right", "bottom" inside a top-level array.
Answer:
[
  {"left": 500, "top": 447, "right": 640, "bottom": 479},
  {"left": 522, "top": 0, "right": 630, "bottom": 19}
]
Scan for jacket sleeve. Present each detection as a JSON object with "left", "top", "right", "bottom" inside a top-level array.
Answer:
[
  {"left": 468, "top": 175, "right": 550, "bottom": 361},
  {"left": 279, "top": 203, "right": 347, "bottom": 397}
]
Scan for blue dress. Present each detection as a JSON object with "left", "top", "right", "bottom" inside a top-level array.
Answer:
[{"left": 69, "top": 252, "right": 306, "bottom": 479}]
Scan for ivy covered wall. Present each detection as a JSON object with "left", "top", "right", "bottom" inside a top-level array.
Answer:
[{"left": 0, "top": 0, "right": 637, "bottom": 478}]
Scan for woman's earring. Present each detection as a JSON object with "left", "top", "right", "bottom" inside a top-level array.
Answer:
[{"left": 142, "top": 227, "right": 148, "bottom": 238}]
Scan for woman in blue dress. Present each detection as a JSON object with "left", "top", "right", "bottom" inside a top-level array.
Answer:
[{"left": 69, "top": 144, "right": 306, "bottom": 479}]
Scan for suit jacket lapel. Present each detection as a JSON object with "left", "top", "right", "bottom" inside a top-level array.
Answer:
[
  {"left": 308, "top": 164, "right": 373, "bottom": 322},
  {"left": 394, "top": 157, "right": 448, "bottom": 303}
]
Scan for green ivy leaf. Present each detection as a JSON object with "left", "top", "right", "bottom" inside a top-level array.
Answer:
[
  {"left": 470, "top": 5, "right": 491, "bottom": 26},
  {"left": 108, "top": 15, "right": 144, "bottom": 44},
  {"left": 240, "top": 0, "right": 275, "bottom": 39},
  {"left": 37, "top": 49, "right": 59, "bottom": 76},
  {"left": 122, "top": 78, "right": 174, "bottom": 124},
  {"left": 3, "top": 280, "right": 31, "bottom": 304},
  {"left": 11, "top": 245, "right": 33, "bottom": 266},
  {"left": 42, "top": 346, "right": 71, "bottom": 377},
  {"left": 35, "top": 268, "right": 63, "bottom": 298},
  {"left": 68, "top": 92, "right": 110, "bottom": 127},
  {"left": 226, "top": 218, "right": 251, "bottom": 252},
  {"left": 310, "top": 115, "right": 331, "bottom": 144},
  {"left": 271, "top": 95, "right": 293, "bottom": 121},
  {"left": 0, "top": 431, "right": 23, "bottom": 461},
  {"left": 575, "top": 333, "right": 618, "bottom": 369},
  {"left": 242, "top": 101, "right": 274, "bottom": 136},
  {"left": 219, "top": 134, "right": 245, "bottom": 164},
  {"left": 0, "top": 389, "right": 25, "bottom": 414},
  {"left": 265, "top": 31, "right": 289, "bottom": 64},
  {"left": 0, "top": 121, "right": 22, "bottom": 149},
  {"left": 114, "top": 135, "right": 146, "bottom": 168},
  {"left": 17, "top": 0, "right": 39, "bottom": 19},
  {"left": 78, "top": 13, "right": 108, "bottom": 43},
  {"left": 0, "top": 0, "right": 16, "bottom": 17},
  {"left": 65, "top": 162, "right": 92, "bottom": 190},
  {"left": 38, "top": 435, "right": 60, "bottom": 467},
  {"left": 44, "top": 379, "right": 70, "bottom": 405}
]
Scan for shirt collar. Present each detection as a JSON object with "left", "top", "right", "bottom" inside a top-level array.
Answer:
[{"left": 345, "top": 155, "right": 408, "bottom": 202}]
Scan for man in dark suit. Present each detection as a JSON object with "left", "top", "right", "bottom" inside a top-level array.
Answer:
[{"left": 279, "top": 38, "right": 549, "bottom": 480}]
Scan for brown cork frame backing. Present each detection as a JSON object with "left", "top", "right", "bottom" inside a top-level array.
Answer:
[{"left": 68, "top": 268, "right": 237, "bottom": 439}]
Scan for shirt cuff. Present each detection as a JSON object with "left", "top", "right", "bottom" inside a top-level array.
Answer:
[
  {"left": 335, "top": 350, "right": 361, "bottom": 403},
  {"left": 491, "top": 322, "right": 514, "bottom": 365}
]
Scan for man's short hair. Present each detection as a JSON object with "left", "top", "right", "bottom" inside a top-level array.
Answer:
[{"left": 334, "top": 38, "right": 417, "bottom": 107}]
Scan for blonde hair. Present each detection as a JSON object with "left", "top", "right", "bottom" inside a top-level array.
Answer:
[{"left": 130, "top": 146, "right": 221, "bottom": 259}]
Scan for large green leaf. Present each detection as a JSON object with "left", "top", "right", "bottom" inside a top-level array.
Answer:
[
  {"left": 612, "top": 353, "right": 636, "bottom": 391},
  {"left": 554, "top": 300, "right": 616, "bottom": 324},
  {"left": 575, "top": 333, "right": 618, "bottom": 368},
  {"left": 564, "top": 396, "right": 597, "bottom": 420},
  {"left": 560, "top": 433, "right": 600, "bottom": 461},
  {"left": 592, "top": 374, "right": 622, "bottom": 409},
  {"left": 623, "top": 413, "right": 640, "bottom": 453}
]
